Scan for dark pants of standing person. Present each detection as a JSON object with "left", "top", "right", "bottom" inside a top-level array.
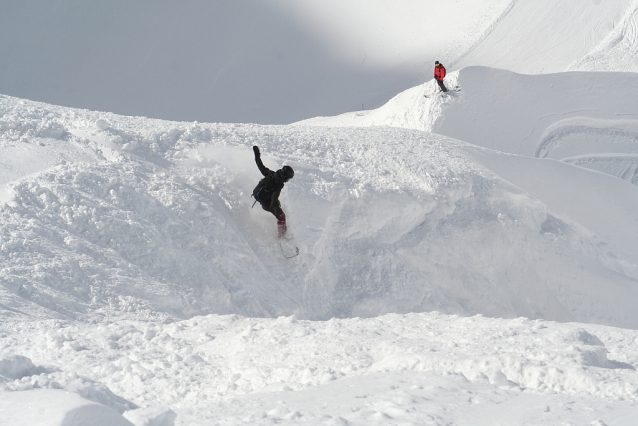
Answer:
[{"left": 436, "top": 79, "right": 448, "bottom": 92}]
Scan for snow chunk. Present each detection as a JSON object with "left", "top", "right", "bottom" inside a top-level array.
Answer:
[
  {"left": 95, "top": 119, "right": 110, "bottom": 130},
  {"left": 123, "top": 406, "right": 177, "bottom": 426}
]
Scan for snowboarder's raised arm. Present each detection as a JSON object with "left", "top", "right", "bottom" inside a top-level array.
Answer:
[{"left": 253, "top": 146, "right": 273, "bottom": 177}]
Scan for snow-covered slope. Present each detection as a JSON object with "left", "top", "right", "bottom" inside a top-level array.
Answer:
[
  {"left": 568, "top": 2, "right": 638, "bottom": 73},
  {"left": 2, "top": 94, "right": 638, "bottom": 330},
  {"left": 2, "top": 83, "right": 638, "bottom": 426},
  {"left": 453, "top": 0, "right": 635, "bottom": 74},
  {"left": 434, "top": 68, "right": 638, "bottom": 158}
]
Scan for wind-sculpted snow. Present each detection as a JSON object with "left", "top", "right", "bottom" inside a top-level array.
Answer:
[
  {"left": 2, "top": 94, "right": 638, "bottom": 329},
  {"left": 433, "top": 68, "right": 638, "bottom": 160}
]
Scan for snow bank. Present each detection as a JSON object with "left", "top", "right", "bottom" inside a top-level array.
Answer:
[
  {"left": 300, "top": 66, "right": 638, "bottom": 157},
  {"left": 295, "top": 73, "right": 461, "bottom": 132},
  {"left": 0, "top": 352, "right": 137, "bottom": 414},
  {"left": 0, "top": 352, "right": 174, "bottom": 425}
]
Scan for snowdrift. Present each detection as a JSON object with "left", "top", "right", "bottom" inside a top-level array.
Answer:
[
  {"left": 2, "top": 93, "right": 638, "bottom": 329},
  {"left": 568, "top": 2, "right": 638, "bottom": 73}
]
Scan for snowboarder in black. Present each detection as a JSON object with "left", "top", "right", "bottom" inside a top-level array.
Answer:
[{"left": 252, "top": 145, "right": 294, "bottom": 238}]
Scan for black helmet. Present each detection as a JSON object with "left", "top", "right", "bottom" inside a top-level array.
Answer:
[
  {"left": 277, "top": 165, "right": 294, "bottom": 182},
  {"left": 435, "top": 61, "right": 440, "bottom": 65}
]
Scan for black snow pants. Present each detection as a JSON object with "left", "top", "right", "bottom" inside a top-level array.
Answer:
[{"left": 436, "top": 79, "right": 448, "bottom": 92}]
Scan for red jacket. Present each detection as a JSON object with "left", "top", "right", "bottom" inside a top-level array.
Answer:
[{"left": 434, "top": 64, "right": 446, "bottom": 81}]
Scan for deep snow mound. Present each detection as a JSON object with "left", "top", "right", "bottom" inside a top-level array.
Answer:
[{"left": 2, "top": 95, "right": 638, "bottom": 328}]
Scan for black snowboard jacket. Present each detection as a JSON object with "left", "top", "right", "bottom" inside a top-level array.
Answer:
[{"left": 254, "top": 153, "right": 286, "bottom": 213}]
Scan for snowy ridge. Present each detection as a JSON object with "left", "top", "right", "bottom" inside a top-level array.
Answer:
[
  {"left": 2, "top": 0, "right": 636, "bottom": 124},
  {"left": 295, "top": 73, "right": 461, "bottom": 132}
]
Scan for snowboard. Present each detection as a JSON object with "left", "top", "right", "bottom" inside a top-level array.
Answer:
[
  {"left": 279, "top": 233, "right": 299, "bottom": 258},
  {"left": 278, "top": 222, "right": 299, "bottom": 258}
]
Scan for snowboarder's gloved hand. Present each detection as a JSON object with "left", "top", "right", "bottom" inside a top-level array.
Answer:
[{"left": 253, "top": 146, "right": 260, "bottom": 157}]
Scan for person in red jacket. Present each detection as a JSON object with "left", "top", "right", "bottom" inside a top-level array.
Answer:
[{"left": 434, "top": 61, "right": 448, "bottom": 92}]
